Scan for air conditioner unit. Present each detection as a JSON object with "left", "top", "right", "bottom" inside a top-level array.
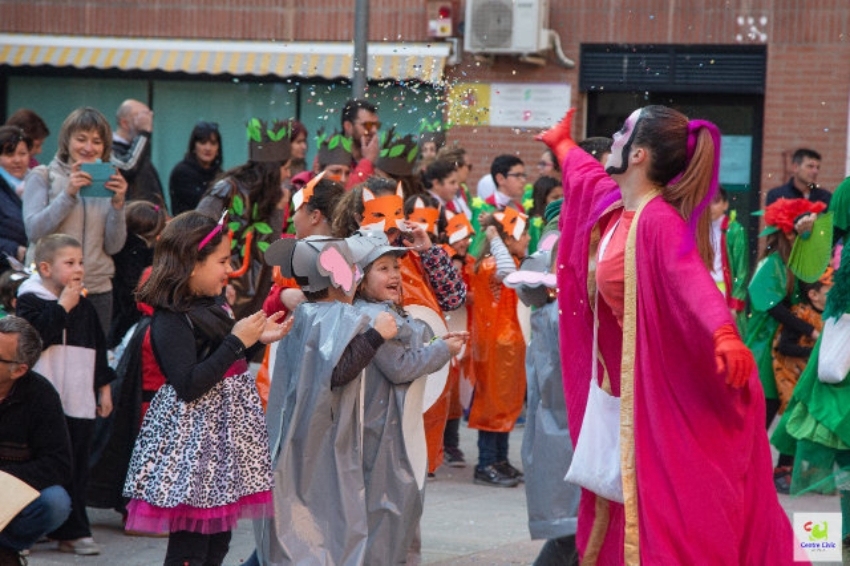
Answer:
[{"left": 464, "top": 0, "right": 550, "bottom": 54}]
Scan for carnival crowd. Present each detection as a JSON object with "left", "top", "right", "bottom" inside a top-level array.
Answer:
[{"left": 0, "top": 98, "right": 848, "bottom": 566}]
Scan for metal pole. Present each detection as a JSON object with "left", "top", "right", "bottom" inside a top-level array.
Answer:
[{"left": 352, "top": 0, "right": 369, "bottom": 98}]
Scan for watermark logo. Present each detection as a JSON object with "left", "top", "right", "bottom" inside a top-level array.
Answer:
[{"left": 793, "top": 513, "right": 842, "bottom": 562}]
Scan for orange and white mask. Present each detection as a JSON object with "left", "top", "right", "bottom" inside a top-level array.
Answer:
[
  {"left": 361, "top": 183, "right": 406, "bottom": 233},
  {"left": 292, "top": 171, "right": 326, "bottom": 212},
  {"left": 407, "top": 197, "right": 440, "bottom": 235},
  {"left": 445, "top": 209, "right": 475, "bottom": 245},
  {"left": 494, "top": 207, "right": 528, "bottom": 240}
]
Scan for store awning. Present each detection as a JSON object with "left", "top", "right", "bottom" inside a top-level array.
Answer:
[{"left": 0, "top": 34, "right": 451, "bottom": 84}]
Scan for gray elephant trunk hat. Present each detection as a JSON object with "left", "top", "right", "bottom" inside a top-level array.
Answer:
[
  {"left": 265, "top": 236, "right": 360, "bottom": 296},
  {"left": 343, "top": 229, "right": 408, "bottom": 273}
]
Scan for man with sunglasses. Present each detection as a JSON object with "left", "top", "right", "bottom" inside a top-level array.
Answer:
[
  {"left": 341, "top": 98, "right": 382, "bottom": 188},
  {"left": 0, "top": 316, "right": 72, "bottom": 565}
]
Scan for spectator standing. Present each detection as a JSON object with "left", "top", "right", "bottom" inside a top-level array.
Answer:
[
  {"left": 16, "top": 234, "right": 116, "bottom": 556},
  {"left": 5, "top": 109, "right": 49, "bottom": 169},
  {"left": 0, "top": 126, "right": 30, "bottom": 275},
  {"left": 22, "top": 106, "right": 128, "bottom": 333},
  {"left": 108, "top": 201, "right": 166, "bottom": 348},
  {"left": 168, "top": 121, "right": 223, "bottom": 215},
  {"left": 765, "top": 148, "right": 831, "bottom": 208},
  {"left": 112, "top": 99, "right": 164, "bottom": 205}
]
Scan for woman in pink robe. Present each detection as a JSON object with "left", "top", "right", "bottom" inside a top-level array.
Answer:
[{"left": 541, "top": 107, "right": 800, "bottom": 565}]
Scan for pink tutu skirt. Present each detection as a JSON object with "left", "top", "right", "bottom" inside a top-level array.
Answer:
[
  {"left": 123, "top": 367, "right": 273, "bottom": 534},
  {"left": 125, "top": 490, "right": 272, "bottom": 534}
]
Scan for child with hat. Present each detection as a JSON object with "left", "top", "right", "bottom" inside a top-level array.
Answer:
[
  {"left": 252, "top": 234, "right": 397, "bottom": 565},
  {"left": 349, "top": 229, "right": 467, "bottom": 565}
]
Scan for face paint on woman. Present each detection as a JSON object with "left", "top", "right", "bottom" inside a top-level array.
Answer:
[{"left": 605, "top": 108, "right": 642, "bottom": 176}]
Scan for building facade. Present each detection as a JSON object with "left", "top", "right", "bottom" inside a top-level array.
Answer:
[{"left": 1, "top": 0, "right": 849, "bottom": 236}]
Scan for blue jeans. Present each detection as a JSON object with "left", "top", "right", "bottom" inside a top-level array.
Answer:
[
  {"left": 0, "top": 485, "right": 71, "bottom": 551},
  {"left": 477, "top": 430, "right": 509, "bottom": 468}
]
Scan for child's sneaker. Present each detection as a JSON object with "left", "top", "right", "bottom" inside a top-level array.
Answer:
[
  {"left": 444, "top": 446, "right": 466, "bottom": 468},
  {"left": 58, "top": 537, "right": 101, "bottom": 556}
]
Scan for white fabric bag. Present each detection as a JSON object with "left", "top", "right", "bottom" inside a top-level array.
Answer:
[
  {"left": 817, "top": 314, "right": 850, "bottom": 384},
  {"left": 564, "top": 376, "right": 623, "bottom": 503},
  {"left": 564, "top": 221, "right": 623, "bottom": 503}
]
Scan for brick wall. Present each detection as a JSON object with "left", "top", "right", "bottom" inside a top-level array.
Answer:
[{"left": 2, "top": 0, "right": 849, "bottom": 192}]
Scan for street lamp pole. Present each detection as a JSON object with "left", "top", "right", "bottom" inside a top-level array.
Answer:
[{"left": 352, "top": 0, "right": 369, "bottom": 98}]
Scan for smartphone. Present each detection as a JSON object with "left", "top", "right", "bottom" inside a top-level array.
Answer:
[{"left": 79, "top": 162, "right": 117, "bottom": 198}]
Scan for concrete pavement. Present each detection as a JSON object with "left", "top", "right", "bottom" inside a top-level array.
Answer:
[{"left": 21, "top": 425, "right": 848, "bottom": 565}]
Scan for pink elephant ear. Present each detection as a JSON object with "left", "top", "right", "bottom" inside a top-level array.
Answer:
[
  {"left": 537, "top": 232, "right": 559, "bottom": 253},
  {"left": 317, "top": 243, "right": 356, "bottom": 295}
]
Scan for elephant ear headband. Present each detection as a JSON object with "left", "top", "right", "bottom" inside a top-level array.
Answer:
[{"left": 264, "top": 236, "right": 360, "bottom": 296}]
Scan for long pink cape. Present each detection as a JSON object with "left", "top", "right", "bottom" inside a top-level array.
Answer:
[{"left": 556, "top": 149, "right": 800, "bottom": 564}]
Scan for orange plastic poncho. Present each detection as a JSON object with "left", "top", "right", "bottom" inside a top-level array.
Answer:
[
  {"left": 467, "top": 256, "right": 526, "bottom": 432},
  {"left": 400, "top": 252, "right": 451, "bottom": 473},
  {"left": 442, "top": 245, "right": 475, "bottom": 419}
]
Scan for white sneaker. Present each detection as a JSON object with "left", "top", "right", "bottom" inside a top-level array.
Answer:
[{"left": 58, "top": 537, "right": 101, "bottom": 556}]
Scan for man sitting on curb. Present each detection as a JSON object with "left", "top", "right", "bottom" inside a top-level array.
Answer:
[{"left": 0, "top": 316, "right": 72, "bottom": 565}]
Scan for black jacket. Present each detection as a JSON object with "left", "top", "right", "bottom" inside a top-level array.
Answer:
[
  {"left": 112, "top": 133, "right": 164, "bottom": 205},
  {"left": 765, "top": 177, "right": 832, "bottom": 208},
  {"left": 108, "top": 234, "right": 153, "bottom": 348},
  {"left": 0, "top": 174, "right": 26, "bottom": 273},
  {"left": 0, "top": 370, "right": 72, "bottom": 490},
  {"left": 168, "top": 157, "right": 221, "bottom": 216}
]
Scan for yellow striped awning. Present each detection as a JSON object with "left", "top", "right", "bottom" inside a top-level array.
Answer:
[{"left": 0, "top": 34, "right": 451, "bottom": 84}]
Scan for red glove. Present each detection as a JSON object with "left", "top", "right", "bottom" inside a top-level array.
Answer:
[
  {"left": 713, "top": 323, "right": 754, "bottom": 388},
  {"left": 535, "top": 108, "right": 577, "bottom": 165}
]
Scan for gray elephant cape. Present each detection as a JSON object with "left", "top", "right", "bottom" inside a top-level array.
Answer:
[
  {"left": 253, "top": 301, "right": 371, "bottom": 565},
  {"left": 354, "top": 299, "right": 452, "bottom": 565},
  {"left": 521, "top": 300, "right": 580, "bottom": 539}
]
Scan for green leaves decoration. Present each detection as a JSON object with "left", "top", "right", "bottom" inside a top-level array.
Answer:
[
  {"left": 328, "top": 136, "right": 340, "bottom": 150},
  {"left": 231, "top": 195, "right": 244, "bottom": 215},
  {"left": 406, "top": 145, "right": 419, "bottom": 163},
  {"left": 341, "top": 137, "right": 353, "bottom": 152},
  {"left": 247, "top": 118, "right": 263, "bottom": 142},
  {"left": 257, "top": 241, "right": 271, "bottom": 253},
  {"left": 267, "top": 127, "right": 287, "bottom": 142},
  {"left": 254, "top": 222, "right": 273, "bottom": 235},
  {"left": 389, "top": 144, "right": 405, "bottom": 158},
  {"left": 228, "top": 221, "right": 241, "bottom": 232}
]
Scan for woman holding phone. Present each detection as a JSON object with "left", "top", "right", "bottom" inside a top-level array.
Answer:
[{"left": 22, "top": 106, "right": 128, "bottom": 332}]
